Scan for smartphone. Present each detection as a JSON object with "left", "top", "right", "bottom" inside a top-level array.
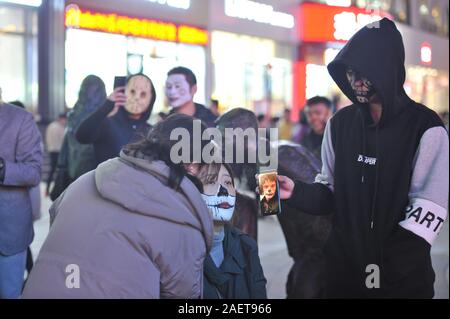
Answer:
[
  {"left": 113, "top": 76, "right": 127, "bottom": 91},
  {"left": 258, "top": 170, "right": 281, "bottom": 216}
]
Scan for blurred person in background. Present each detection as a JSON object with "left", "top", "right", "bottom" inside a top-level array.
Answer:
[
  {"left": 278, "top": 108, "right": 294, "bottom": 141},
  {"left": 299, "top": 96, "right": 333, "bottom": 160},
  {"left": 45, "top": 113, "right": 67, "bottom": 196},
  {"left": 76, "top": 74, "right": 155, "bottom": 167},
  {"left": 0, "top": 91, "right": 43, "bottom": 299},
  {"left": 210, "top": 99, "right": 220, "bottom": 117},
  {"left": 165, "top": 66, "right": 217, "bottom": 127},
  {"left": 23, "top": 114, "right": 213, "bottom": 299},
  {"left": 9, "top": 100, "right": 43, "bottom": 278},
  {"left": 50, "top": 75, "right": 106, "bottom": 200},
  {"left": 292, "top": 109, "right": 310, "bottom": 145}
]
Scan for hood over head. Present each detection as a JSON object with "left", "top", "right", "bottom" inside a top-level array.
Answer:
[{"left": 328, "top": 18, "right": 412, "bottom": 126}]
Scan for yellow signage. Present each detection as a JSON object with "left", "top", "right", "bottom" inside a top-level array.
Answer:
[{"left": 65, "top": 5, "right": 208, "bottom": 46}]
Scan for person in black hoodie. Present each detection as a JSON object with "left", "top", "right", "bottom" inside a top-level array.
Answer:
[
  {"left": 275, "top": 18, "right": 449, "bottom": 298},
  {"left": 76, "top": 74, "right": 156, "bottom": 166}
]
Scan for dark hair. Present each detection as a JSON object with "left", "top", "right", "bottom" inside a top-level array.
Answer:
[
  {"left": 9, "top": 100, "right": 26, "bottom": 109},
  {"left": 210, "top": 99, "right": 219, "bottom": 107},
  {"left": 306, "top": 96, "right": 332, "bottom": 109},
  {"left": 126, "top": 73, "right": 157, "bottom": 114},
  {"left": 197, "top": 162, "right": 235, "bottom": 188},
  {"left": 167, "top": 66, "right": 197, "bottom": 88},
  {"left": 124, "top": 114, "right": 209, "bottom": 190},
  {"left": 216, "top": 108, "right": 258, "bottom": 132}
]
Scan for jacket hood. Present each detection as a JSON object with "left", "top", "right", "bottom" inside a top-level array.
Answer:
[
  {"left": 94, "top": 152, "right": 213, "bottom": 251},
  {"left": 328, "top": 18, "right": 412, "bottom": 126}
]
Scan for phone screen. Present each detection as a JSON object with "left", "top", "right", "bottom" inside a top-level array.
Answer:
[
  {"left": 258, "top": 171, "right": 281, "bottom": 216},
  {"left": 113, "top": 76, "right": 127, "bottom": 91}
]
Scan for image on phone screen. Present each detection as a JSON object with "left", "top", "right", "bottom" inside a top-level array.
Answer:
[{"left": 258, "top": 171, "right": 281, "bottom": 216}]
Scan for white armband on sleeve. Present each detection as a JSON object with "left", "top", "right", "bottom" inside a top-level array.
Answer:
[{"left": 399, "top": 198, "right": 447, "bottom": 245}]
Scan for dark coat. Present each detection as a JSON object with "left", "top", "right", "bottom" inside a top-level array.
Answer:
[{"left": 203, "top": 224, "right": 267, "bottom": 299}]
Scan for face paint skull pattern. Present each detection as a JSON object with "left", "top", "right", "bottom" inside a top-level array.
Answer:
[
  {"left": 165, "top": 74, "right": 193, "bottom": 108},
  {"left": 201, "top": 185, "right": 236, "bottom": 222},
  {"left": 346, "top": 68, "right": 376, "bottom": 104},
  {"left": 200, "top": 165, "right": 236, "bottom": 222},
  {"left": 125, "top": 75, "right": 152, "bottom": 115}
]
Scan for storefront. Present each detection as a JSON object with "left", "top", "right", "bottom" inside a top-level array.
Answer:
[
  {"left": 64, "top": 1, "right": 209, "bottom": 120},
  {"left": 294, "top": 2, "right": 449, "bottom": 118},
  {"left": 0, "top": 0, "right": 40, "bottom": 111},
  {"left": 208, "top": 0, "right": 297, "bottom": 117}
]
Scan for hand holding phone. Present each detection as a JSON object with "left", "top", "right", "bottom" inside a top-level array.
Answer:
[{"left": 258, "top": 171, "right": 282, "bottom": 216}]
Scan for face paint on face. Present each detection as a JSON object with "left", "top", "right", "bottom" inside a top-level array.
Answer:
[
  {"left": 125, "top": 76, "right": 152, "bottom": 115},
  {"left": 165, "top": 74, "right": 194, "bottom": 108},
  {"left": 200, "top": 165, "right": 236, "bottom": 222},
  {"left": 262, "top": 180, "right": 276, "bottom": 201},
  {"left": 346, "top": 68, "right": 376, "bottom": 104}
]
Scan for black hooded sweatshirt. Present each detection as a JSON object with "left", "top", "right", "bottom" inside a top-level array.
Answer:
[
  {"left": 76, "top": 100, "right": 152, "bottom": 166},
  {"left": 287, "top": 18, "right": 448, "bottom": 298}
]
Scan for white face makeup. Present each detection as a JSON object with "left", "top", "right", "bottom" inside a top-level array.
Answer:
[
  {"left": 165, "top": 74, "right": 194, "bottom": 108},
  {"left": 200, "top": 165, "right": 236, "bottom": 222},
  {"left": 125, "top": 75, "right": 152, "bottom": 115}
]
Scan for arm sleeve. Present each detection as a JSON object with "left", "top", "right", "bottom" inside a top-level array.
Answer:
[
  {"left": 2, "top": 112, "right": 43, "bottom": 187},
  {"left": 286, "top": 120, "right": 335, "bottom": 215},
  {"left": 399, "top": 126, "right": 449, "bottom": 245},
  {"left": 75, "top": 100, "right": 114, "bottom": 144}
]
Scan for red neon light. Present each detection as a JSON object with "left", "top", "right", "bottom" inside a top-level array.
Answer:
[{"left": 298, "top": 2, "right": 391, "bottom": 43}]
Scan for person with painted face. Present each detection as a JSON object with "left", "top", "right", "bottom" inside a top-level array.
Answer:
[
  {"left": 165, "top": 66, "right": 217, "bottom": 127},
  {"left": 197, "top": 163, "right": 267, "bottom": 299},
  {"left": 274, "top": 18, "right": 448, "bottom": 298},
  {"left": 76, "top": 74, "right": 156, "bottom": 166}
]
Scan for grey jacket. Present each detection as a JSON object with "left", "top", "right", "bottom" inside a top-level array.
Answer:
[
  {"left": 22, "top": 152, "right": 213, "bottom": 298},
  {"left": 0, "top": 103, "right": 43, "bottom": 256}
]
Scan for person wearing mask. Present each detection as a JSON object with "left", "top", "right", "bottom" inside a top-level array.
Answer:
[
  {"left": 22, "top": 114, "right": 213, "bottom": 298},
  {"left": 165, "top": 66, "right": 217, "bottom": 127},
  {"left": 275, "top": 19, "right": 449, "bottom": 298},
  {"left": 196, "top": 163, "right": 267, "bottom": 299},
  {"left": 299, "top": 96, "right": 332, "bottom": 160},
  {"left": 76, "top": 73, "right": 155, "bottom": 166},
  {"left": 0, "top": 94, "right": 43, "bottom": 298},
  {"left": 45, "top": 113, "right": 67, "bottom": 195}
]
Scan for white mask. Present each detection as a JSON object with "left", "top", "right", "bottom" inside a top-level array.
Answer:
[
  {"left": 201, "top": 184, "right": 236, "bottom": 222},
  {"left": 165, "top": 74, "right": 194, "bottom": 108},
  {"left": 125, "top": 75, "right": 152, "bottom": 115}
]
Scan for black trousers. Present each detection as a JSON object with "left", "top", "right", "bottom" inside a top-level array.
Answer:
[{"left": 46, "top": 152, "right": 59, "bottom": 193}]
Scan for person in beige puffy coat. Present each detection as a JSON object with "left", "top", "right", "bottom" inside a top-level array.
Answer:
[{"left": 22, "top": 114, "right": 213, "bottom": 299}]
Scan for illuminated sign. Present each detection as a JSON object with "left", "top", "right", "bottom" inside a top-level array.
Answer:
[
  {"left": 0, "top": 0, "right": 41, "bottom": 6},
  {"left": 420, "top": 42, "right": 432, "bottom": 65},
  {"left": 147, "top": 0, "right": 190, "bottom": 10},
  {"left": 299, "top": 3, "right": 390, "bottom": 43},
  {"left": 225, "top": 0, "right": 295, "bottom": 29},
  {"left": 65, "top": 5, "right": 208, "bottom": 46}
]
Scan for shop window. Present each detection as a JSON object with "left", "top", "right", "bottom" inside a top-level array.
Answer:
[{"left": 0, "top": 6, "right": 25, "bottom": 33}]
